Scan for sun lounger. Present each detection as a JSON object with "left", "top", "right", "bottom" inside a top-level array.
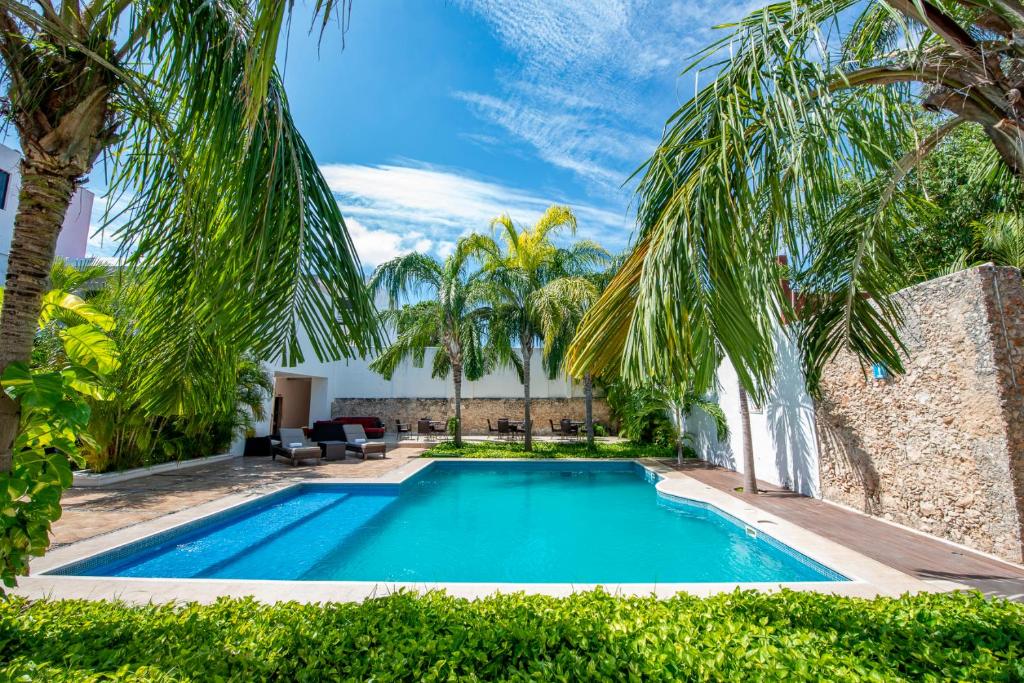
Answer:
[
  {"left": 342, "top": 424, "right": 387, "bottom": 460},
  {"left": 273, "top": 428, "right": 323, "bottom": 466}
]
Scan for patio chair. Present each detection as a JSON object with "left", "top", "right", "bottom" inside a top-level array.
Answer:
[
  {"left": 417, "top": 418, "right": 435, "bottom": 442},
  {"left": 497, "top": 418, "right": 512, "bottom": 441},
  {"left": 342, "top": 424, "right": 387, "bottom": 460},
  {"left": 273, "top": 428, "right": 323, "bottom": 466},
  {"left": 395, "top": 419, "right": 411, "bottom": 441},
  {"left": 487, "top": 419, "right": 500, "bottom": 438},
  {"left": 550, "top": 419, "right": 565, "bottom": 439},
  {"left": 561, "top": 418, "right": 579, "bottom": 442}
]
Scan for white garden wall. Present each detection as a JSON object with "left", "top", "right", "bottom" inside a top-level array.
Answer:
[{"left": 687, "top": 326, "right": 821, "bottom": 497}]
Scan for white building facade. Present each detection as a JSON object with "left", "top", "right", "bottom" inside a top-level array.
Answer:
[{"left": 0, "top": 143, "right": 93, "bottom": 279}]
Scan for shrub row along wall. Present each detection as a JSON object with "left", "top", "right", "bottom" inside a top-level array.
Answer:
[
  {"left": 815, "top": 265, "right": 1024, "bottom": 563},
  {"left": 331, "top": 397, "right": 611, "bottom": 436}
]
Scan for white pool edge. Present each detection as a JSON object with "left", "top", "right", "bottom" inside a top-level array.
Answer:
[{"left": 17, "top": 458, "right": 950, "bottom": 603}]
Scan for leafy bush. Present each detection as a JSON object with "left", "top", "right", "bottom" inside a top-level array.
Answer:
[
  {"left": 0, "top": 266, "right": 119, "bottom": 586},
  {"left": 0, "top": 591, "right": 1020, "bottom": 681},
  {"left": 424, "top": 439, "right": 673, "bottom": 459},
  {"left": 30, "top": 265, "right": 274, "bottom": 474}
]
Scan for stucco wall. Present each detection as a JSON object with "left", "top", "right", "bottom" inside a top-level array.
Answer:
[
  {"left": 0, "top": 143, "right": 93, "bottom": 279},
  {"left": 688, "top": 326, "right": 821, "bottom": 497},
  {"left": 330, "top": 397, "right": 611, "bottom": 436},
  {"left": 815, "top": 265, "right": 1024, "bottom": 563}
]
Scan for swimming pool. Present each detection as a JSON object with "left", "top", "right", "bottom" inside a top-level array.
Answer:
[{"left": 52, "top": 461, "right": 845, "bottom": 583}]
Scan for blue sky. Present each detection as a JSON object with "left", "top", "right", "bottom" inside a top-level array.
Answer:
[{"left": 87, "top": 0, "right": 758, "bottom": 265}]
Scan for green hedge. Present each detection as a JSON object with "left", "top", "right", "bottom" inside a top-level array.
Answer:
[
  {"left": 1, "top": 590, "right": 1021, "bottom": 681},
  {"left": 424, "top": 440, "right": 674, "bottom": 459}
]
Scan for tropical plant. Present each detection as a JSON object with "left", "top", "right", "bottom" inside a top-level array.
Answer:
[
  {"left": 533, "top": 259, "right": 614, "bottom": 449},
  {"left": 973, "top": 213, "right": 1024, "bottom": 269},
  {"left": 369, "top": 242, "right": 491, "bottom": 447},
  {"left": 604, "top": 380, "right": 728, "bottom": 464},
  {"left": 569, "top": 0, "right": 1024, "bottom": 489},
  {"left": 29, "top": 264, "right": 274, "bottom": 474},
  {"left": 0, "top": 267, "right": 117, "bottom": 585},
  {"left": 468, "top": 206, "right": 606, "bottom": 451},
  {"left": 0, "top": 0, "right": 374, "bottom": 581},
  {"left": 892, "top": 122, "right": 1024, "bottom": 281}
]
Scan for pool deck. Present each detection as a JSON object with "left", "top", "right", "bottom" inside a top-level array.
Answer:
[{"left": 12, "top": 452, "right": 1024, "bottom": 603}]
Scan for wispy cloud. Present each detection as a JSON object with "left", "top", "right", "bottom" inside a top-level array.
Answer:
[
  {"left": 452, "top": 0, "right": 758, "bottom": 194},
  {"left": 321, "top": 160, "right": 633, "bottom": 265}
]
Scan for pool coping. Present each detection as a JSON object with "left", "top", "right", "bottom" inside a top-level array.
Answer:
[{"left": 15, "top": 458, "right": 950, "bottom": 603}]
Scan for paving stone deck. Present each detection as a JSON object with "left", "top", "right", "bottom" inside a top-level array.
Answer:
[{"left": 54, "top": 446, "right": 426, "bottom": 547}]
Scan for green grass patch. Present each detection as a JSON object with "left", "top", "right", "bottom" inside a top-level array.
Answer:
[
  {"left": 423, "top": 439, "right": 674, "bottom": 459},
  {"left": 0, "top": 591, "right": 1020, "bottom": 681}
]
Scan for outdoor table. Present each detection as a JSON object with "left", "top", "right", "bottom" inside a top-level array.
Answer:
[{"left": 318, "top": 440, "right": 346, "bottom": 460}]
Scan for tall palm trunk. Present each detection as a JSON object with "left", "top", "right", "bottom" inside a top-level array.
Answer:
[
  {"left": 0, "top": 159, "right": 80, "bottom": 472},
  {"left": 453, "top": 362, "right": 463, "bottom": 448},
  {"left": 673, "top": 402, "right": 686, "bottom": 466},
  {"left": 583, "top": 372, "right": 594, "bottom": 450},
  {"left": 521, "top": 339, "right": 532, "bottom": 452},
  {"left": 738, "top": 386, "right": 757, "bottom": 495}
]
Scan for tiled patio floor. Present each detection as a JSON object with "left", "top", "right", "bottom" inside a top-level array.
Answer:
[
  {"left": 50, "top": 451, "right": 1024, "bottom": 601},
  {"left": 664, "top": 460, "right": 1024, "bottom": 601},
  {"left": 54, "top": 445, "right": 426, "bottom": 547}
]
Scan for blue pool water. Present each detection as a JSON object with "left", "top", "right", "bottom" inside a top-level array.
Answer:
[{"left": 58, "top": 462, "right": 844, "bottom": 583}]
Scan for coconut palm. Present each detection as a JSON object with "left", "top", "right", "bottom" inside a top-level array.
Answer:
[
  {"left": 369, "top": 242, "right": 491, "bottom": 447},
  {"left": 0, "top": 0, "right": 378, "bottom": 476},
  {"left": 467, "top": 206, "right": 605, "bottom": 452},
  {"left": 569, "top": 0, "right": 1024, "bottom": 489},
  {"left": 534, "top": 260, "right": 615, "bottom": 449},
  {"left": 571, "top": 0, "right": 1024, "bottom": 389}
]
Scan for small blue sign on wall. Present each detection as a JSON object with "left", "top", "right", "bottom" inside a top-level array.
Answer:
[{"left": 872, "top": 363, "right": 889, "bottom": 380}]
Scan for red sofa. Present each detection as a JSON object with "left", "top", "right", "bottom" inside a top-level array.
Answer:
[{"left": 312, "top": 416, "right": 385, "bottom": 440}]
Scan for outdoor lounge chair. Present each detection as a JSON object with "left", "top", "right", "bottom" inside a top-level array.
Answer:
[
  {"left": 343, "top": 424, "right": 387, "bottom": 460},
  {"left": 395, "top": 419, "right": 412, "bottom": 440},
  {"left": 273, "top": 428, "right": 323, "bottom": 466}
]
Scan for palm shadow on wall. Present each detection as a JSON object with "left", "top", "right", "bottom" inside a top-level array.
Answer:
[
  {"left": 765, "top": 332, "right": 820, "bottom": 497},
  {"left": 814, "top": 404, "right": 882, "bottom": 515}
]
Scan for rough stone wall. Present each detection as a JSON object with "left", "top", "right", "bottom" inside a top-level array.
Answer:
[
  {"left": 331, "top": 397, "right": 612, "bottom": 436},
  {"left": 815, "top": 265, "right": 1024, "bottom": 563}
]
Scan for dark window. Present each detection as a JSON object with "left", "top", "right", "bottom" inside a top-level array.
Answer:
[{"left": 0, "top": 170, "right": 9, "bottom": 210}]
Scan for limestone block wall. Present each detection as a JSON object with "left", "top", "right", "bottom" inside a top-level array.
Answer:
[
  {"left": 331, "top": 397, "right": 612, "bottom": 436},
  {"left": 815, "top": 265, "right": 1024, "bottom": 563}
]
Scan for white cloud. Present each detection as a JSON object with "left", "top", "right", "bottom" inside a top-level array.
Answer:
[
  {"left": 321, "top": 160, "right": 633, "bottom": 263},
  {"left": 451, "top": 0, "right": 758, "bottom": 192},
  {"left": 345, "top": 217, "right": 428, "bottom": 266}
]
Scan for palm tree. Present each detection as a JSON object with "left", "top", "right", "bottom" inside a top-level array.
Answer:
[
  {"left": 572, "top": 0, "right": 1024, "bottom": 402},
  {"left": 468, "top": 206, "right": 605, "bottom": 452},
  {"left": 0, "top": 1, "right": 377, "bottom": 474},
  {"left": 369, "top": 242, "right": 491, "bottom": 447},
  {"left": 604, "top": 379, "right": 728, "bottom": 464},
  {"left": 974, "top": 213, "right": 1024, "bottom": 269},
  {"left": 534, "top": 261, "right": 615, "bottom": 449},
  {"left": 570, "top": 0, "right": 1024, "bottom": 491}
]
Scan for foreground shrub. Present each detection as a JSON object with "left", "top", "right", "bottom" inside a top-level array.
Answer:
[
  {"left": 0, "top": 590, "right": 1021, "bottom": 681},
  {"left": 424, "top": 440, "right": 674, "bottom": 459}
]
